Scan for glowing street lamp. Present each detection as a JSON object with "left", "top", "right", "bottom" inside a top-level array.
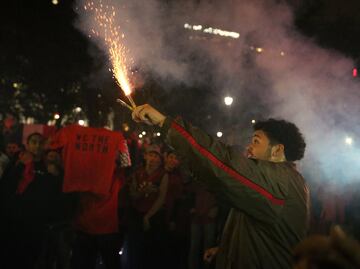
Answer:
[
  {"left": 54, "top": 113, "right": 60, "bottom": 120},
  {"left": 13, "top": 82, "right": 20, "bottom": 89},
  {"left": 345, "top": 136, "right": 353, "bottom": 145},
  {"left": 217, "top": 131, "right": 223, "bottom": 138},
  {"left": 251, "top": 119, "right": 256, "bottom": 124},
  {"left": 224, "top": 96, "right": 233, "bottom": 106},
  {"left": 78, "top": 120, "right": 85, "bottom": 126},
  {"left": 75, "top": 107, "right": 82, "bottom": 113}
]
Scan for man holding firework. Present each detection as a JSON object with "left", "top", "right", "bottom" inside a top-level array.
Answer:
[{"left": 131, "top": 104, "right": 309, "bottom": 269}]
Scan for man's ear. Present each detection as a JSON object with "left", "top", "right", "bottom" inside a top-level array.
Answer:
[{"left": 271, "top": 144, "right": 285, "bottom": 158}]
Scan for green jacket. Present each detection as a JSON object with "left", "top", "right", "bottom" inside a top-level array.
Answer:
[{"left": 161, "top": 117, "right": 310, "bottom": 269}]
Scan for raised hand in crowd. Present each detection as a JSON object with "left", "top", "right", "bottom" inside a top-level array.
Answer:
[{"left": 293, "top": 225, "right": 360, "bottom": 269}]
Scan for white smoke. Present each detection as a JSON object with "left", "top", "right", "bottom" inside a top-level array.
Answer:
[{"left": 75, "top": 0, "right": 360, "bottom": 183}]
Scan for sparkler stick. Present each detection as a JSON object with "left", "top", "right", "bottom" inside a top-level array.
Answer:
[
  {"left": 116, "top": 98, "right": 133, "bottom": 111},
  {"left": 114, "top": 80, "right": 137, "bottom": 108},
  {"left": 126, "top": 94, "right": 137, "bottom": 108},
  {"left": 117, "top": 99, "right": 154, "bottom": 125}
]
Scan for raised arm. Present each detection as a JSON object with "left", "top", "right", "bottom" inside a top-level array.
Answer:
[{"left": 132, "top": 104, "right": 289, "bottom": 223}]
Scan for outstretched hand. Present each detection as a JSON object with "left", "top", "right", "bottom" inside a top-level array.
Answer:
[{"left": 132, "top": 104, "right": 166, "bottom": 127}]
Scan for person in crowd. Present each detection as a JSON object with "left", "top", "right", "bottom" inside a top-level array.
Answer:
[
  {"left": 5, "top": 140, "right": 21, "bottom": 161},
  {"left": 317, "top": 180, "right": 347, "bottom": 234},
  {"left": 0, "top": 139, "right": 9, "bottom": 178},
  {"left": 126, "top": 144, "right": 168, "bottom": 269},
  {"left": 36, "top": 149, "right": 74, "bottom": 269},
  {"left": 162, "top": 150, "right": 190, "bottom": 269},
  {"left": 0, "top": 140, "right": 21, "bottom": 179},
  {"left": 124, "top": 131, "right": 143, "bottom": 170},
  {"left": 164, "top": 150, "right": 183, "bottom": 221},
  {"left": 188, "top": 180, "right": 218, "bottom": 269},
  {"left": 0, "top": 132, "right": 71, "bottom": 269},
  {"left": 48, "top": 119, "right": 131, "bottom": 269},
  {"left": 2, "top": 114, "right": 22, "bottom": 145},
  {"left": 71, "top": 160, "right": 126, "bottom": 269},
  {"left": 345, "top": 181, "right": 360, "bottom": 240},
  {"left": 293, "top": 225, "right": 360, "bottom": 269},
  {"left": 131, "top": 104, "right": 310, "bottom": 269},
  {"left": 45, "top": 149, "right": 63, "bottom": 177},
  {"left": 163, "top": 150, "right": 183, "bottom": 231}
]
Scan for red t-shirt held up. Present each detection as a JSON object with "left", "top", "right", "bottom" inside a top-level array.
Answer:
[{"left": 50, "top": 125, "right": 130, "bottom": 195}]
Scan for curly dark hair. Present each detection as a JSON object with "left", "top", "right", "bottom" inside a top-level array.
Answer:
[{"left": 253, "top": 119, "right": 306, "bottom": 161}]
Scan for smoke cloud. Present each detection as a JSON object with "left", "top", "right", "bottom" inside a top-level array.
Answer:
[{"left": 75, "top": 0, "right": 360, "bottom": 184}]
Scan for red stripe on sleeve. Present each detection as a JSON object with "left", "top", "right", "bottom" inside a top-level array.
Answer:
[{"left": 171, "top": 121, "right": 285, "bottom": 206}]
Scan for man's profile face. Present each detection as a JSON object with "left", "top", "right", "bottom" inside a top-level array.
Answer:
[{"left": 246, "top": 130, "right": 272, "bottom": 161}]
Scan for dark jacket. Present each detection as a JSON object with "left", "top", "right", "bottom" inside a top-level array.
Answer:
[{"left": 161, "top": 117, "right": 310, "bottom": 269}]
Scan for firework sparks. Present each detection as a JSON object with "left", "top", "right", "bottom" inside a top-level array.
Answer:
[{"left": 84, "top": 1, "right": 136, "bottom": 107}]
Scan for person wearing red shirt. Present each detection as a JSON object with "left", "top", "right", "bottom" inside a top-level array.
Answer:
[
  {"left": 71, "top": 165, "right": 127, "bottom": 269},
  {"left": 56, "top": 125, "right": 131, "bottom": 269},
  {"left": 126, "top": 144, "right": 168, "bottom": 269}
]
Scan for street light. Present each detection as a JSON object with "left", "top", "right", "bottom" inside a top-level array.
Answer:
[
  {"left": 217, "top": 131, "right": 223, "bottom": 138},
  {"left": 345, "top": 136, "right": 353, "bottom": 145},
  {"left": 75, "top": 107, "right": 82, "bottom": 113},
  {"left": 224, "top": 96, "right": 233, "bottom": 106}
]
